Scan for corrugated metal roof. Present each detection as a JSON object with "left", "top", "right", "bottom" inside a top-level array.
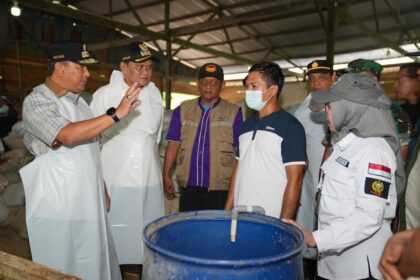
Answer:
[{"left": 4, "top": 0, "right": 420, "bottom": 75}]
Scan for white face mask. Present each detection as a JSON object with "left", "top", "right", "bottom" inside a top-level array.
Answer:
[{"left": 245, "top": 88, "right": 273, "bottom": 111}]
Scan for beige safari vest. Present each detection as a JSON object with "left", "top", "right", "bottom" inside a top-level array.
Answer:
[{"left": 175, "top": 98, "right": 240, "bottom": 191}]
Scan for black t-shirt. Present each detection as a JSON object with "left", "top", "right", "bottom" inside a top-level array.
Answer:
[{"left": 400, "top": 102, "right": 420, "bottom": 128}]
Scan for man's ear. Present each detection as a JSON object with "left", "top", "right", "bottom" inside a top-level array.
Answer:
[
  {"left": 54, "top": 62, "right": 65, "bottom": 77},
  {"left": 270, "top": 84, "right": 279, "bottom": 97},
  {"left": 331, "top": 74, "right": 338, "bottom": 82},
  {"left": 120, "top": 62, "right": 128, "bottom": 73}
]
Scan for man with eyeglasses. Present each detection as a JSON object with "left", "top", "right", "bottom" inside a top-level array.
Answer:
[
  {"left": 294, "top": 60, "right": 335, "bottom": 265},
  {"left": 163, "top": 62, "right": 243, "bottom": 212},
  {"left": 393, "top": 63, "right": 420, "bottom": 163},
  {"left": 90, "top": 41, "right": 165, "bottom": 274},
  {"left": 396, "top": 59, "right": 420, "bottom": 232}
]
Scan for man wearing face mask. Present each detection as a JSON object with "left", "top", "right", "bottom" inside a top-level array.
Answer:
[
  {"left": 225, "top": 61, "right": 306, "bottom": 219},
  {"left": 294, "top": 60, "right": 334, "bottom": 261},
  {"left": 163, "top": 63, "right": 243, "bottom": 212},
  {"left": 284, "top": 73, "right": 399, "bottom": 280},
  {"left": 90, "top": 42, "right": 164, "bottom": 273}
]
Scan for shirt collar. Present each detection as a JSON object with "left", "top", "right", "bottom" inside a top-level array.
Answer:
[
  {"left": 198, "top": 97, "right": 220, "bottom": 111},
  {"left": 45, "top": 77, "right": 80, "bottom": 104},
  {"left": 335, "top": 132, "right": 357, "bottom": 151},
  {"left": 45, "top": 77, "right": 68, "bottom": 98}
]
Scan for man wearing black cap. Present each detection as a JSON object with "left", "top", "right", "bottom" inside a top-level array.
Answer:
[
  {"left": 294, "top": 60, "right": 335, "bottom": 261},
  {"left": 163, "top": 62, "right": 243, "bottom": 211},
  {"left": 90, "top": 41, "right": 164, "bottom": 270},
  {"left": 20, "top": 41, "right": 141, "bottom": 280},
  {"left": 284, "top": 73, "right": 399, "bottom": 280}
]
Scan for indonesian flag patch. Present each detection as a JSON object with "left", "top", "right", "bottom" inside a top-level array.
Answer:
[{"left": 367, "top": 163, "right": 391, "bottom": 179}]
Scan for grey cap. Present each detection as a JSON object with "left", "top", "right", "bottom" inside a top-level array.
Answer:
[{"left": 310, "top": 73, "right": 391, "bottom": 111}]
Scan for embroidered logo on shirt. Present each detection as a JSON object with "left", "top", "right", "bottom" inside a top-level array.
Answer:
[
  {"left": 364, "top": 177, "right": 390, "bottom": 199},
  {"left": 217, "top": 116, "right": 229, "bottom": 122},
  {"left": 335, "top": 156, "right": 349, "bottom": 167},
  {"left": 265, "top": 126, "right": 275, "bottom": 131},
  {"left": 367, "top": 163, "right": 391, "bottom": 179}
]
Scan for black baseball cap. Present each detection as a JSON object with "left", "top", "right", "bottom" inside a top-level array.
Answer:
[
  {"left": 306, "top": 60, "right": 333, "bottom": 75},
  {"left": 198, "top": 63, "right": 224, "bottom": 81},
  {"left": 121, "top": 41, "right": 159, "bottom": 63},
  {"left": 46, "top": 41, "right": 98, "bottom": 65}
]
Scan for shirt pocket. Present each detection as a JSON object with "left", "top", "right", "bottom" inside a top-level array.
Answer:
[
  {"left": 321, "top": 166, "right": 356, "bottom": 218},
  {"left": 323, "top": 166, "right": 355, "bottom": 200}
]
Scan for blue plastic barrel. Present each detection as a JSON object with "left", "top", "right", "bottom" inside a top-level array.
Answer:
[{"left": 143, "top": 210, "right": 304, "bottom": 279}]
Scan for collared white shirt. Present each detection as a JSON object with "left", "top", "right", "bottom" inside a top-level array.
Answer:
[{"left": 313, "top": 133, "right": 397, "bottom": 280}]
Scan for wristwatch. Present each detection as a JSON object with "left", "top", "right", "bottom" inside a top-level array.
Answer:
[{"left": 106, "top": 107, "right": 120, "bottom": 123}]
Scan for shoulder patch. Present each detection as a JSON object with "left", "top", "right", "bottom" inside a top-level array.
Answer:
[
  {"left": 367, "top": 163, "right": 391, "bottom": 179},
  {"left": 364, "top": 177, "right": 390, "bottom": 199}
]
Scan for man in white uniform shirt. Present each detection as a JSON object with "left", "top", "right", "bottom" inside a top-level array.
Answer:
[
  {"left": 90, "top": 42, "right": 165, "bottom": 273},
  {"left": 294, "top": 60, "right": 335, "bottom": 260}
]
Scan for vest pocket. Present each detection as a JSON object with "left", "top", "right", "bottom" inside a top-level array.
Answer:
[{"left": 220, "top": 151, "right": 235, "bottom": 167}]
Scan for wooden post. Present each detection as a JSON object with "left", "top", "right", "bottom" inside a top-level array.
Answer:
[{"left": 0, "top": 251, "right": 81, "bottom": 280}]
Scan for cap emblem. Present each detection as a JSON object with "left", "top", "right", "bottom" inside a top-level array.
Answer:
[
  {"left": 139, "top": 43, "right": 148, "bottom": 52},
  {"left": 205, "top": 64, "right": 217, "bottom": 72},
  {"left": 311, "top": 62, "right": 318, "bottom": 68},
  {"left": 138, "top": 43, "right": 151, "bottom": 57},
  {"left": 81, "top": 44, "right": 90, "bottom": 58}
]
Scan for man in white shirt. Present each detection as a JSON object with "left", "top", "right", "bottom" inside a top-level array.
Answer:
[
  {"left": 294, "top": 60, "right": 335, "bottom": 260},
  {"left": 90, "top": 42, "right": 165, "bottom": 274}
]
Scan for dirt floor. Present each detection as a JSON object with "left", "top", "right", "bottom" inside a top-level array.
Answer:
[
  {"left": 0, "top": 194, "right": 179, "bottom": 280},
  {"left": 0, "top": 227, "right": 30, "bottom": 260}
]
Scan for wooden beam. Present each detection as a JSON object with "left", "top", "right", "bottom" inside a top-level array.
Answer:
[
  {"left": 0, "top": 251, "right": 81, "bottom": 280},
  {"left": 17, "top": 0, "right": 254, "bottom": 65},
  {"left": 326, "top": 0, "right": 336, "bottom": 65},
  {"left": 335, "top": 7, "right": 420, "bottom": 62},
  {"left": 143, "top": 0, "right": 279, "bottom": 28},
  {"left": 104, "top": 0, "right": 169, "bottom": 17},
  {"left": 122, "top": 0, "right": 163, "bottom": 53},
  {"left": 182, "top": 26, "right": 420, "bottom": 61},
  {"left": 170, "top": 0, "right": 370, "bottom": 36},
  {"left": 171, "top": 0, "right": 314, "bottom": 36},
  {"left": 200, "top": 8, "right": 420, "bottom": 48}
]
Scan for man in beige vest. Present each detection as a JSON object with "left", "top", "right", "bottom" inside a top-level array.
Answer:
[{"left": 163, "top": 63, "right": 243, "bottom": 211}]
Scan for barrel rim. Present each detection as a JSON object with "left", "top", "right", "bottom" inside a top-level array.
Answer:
[{"left": 143, "top": 210, "right": 304, "bottom": 267}]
